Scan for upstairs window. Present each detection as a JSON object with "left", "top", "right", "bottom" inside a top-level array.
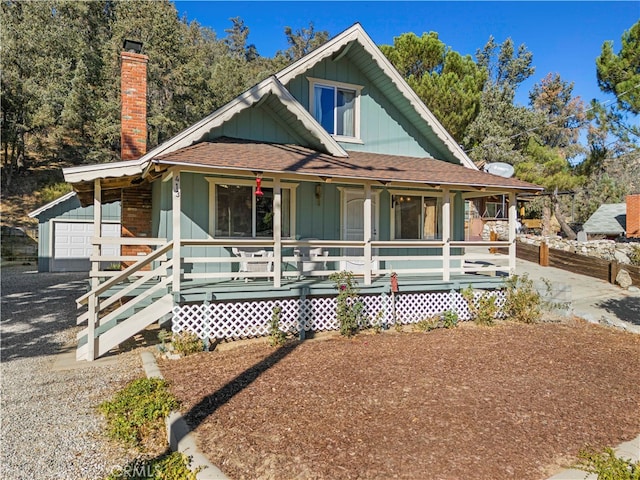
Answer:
[{"left": 309, "top": 78, "right": 362, "bottom": 141}]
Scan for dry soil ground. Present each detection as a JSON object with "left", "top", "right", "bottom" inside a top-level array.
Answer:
[{"left": 160, "top": 320, "right": 640, "bottom": 480}]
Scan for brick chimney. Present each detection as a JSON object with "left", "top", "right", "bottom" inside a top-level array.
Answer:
[
  {"left": 120, "top": 42, "right": 152, "bottom": 266},
  {"left": 120, "top": 48, "right": 148, "bottom": 160},
  {"left": 626, "top": 194, "right": 640, "bottom": 238}
]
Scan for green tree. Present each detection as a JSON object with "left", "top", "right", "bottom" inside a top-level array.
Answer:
[
  {"left": 276, "top": 22, "right": 330, "bottom": 62},
  {"left": 596, "top": 20, "right": 640, "bottom": 114},
  {"left": 381, "top": 32, "right": 486, "bottom": 142},
  {"left": 464, "top": 37, "right": 537, "bottom": 165},
  {"left": 1, "top": 1, "right": 109, "bottom": 186}
]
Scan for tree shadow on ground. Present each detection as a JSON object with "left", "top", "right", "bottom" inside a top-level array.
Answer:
[
  {"left": 0, "top": 265, "right": 88, "bottom": 361},
  {"left": 596, "top": 296, "right": 640, "bottom": 326},
  {"left": 181, "top": 341, "right": 299, "bottom": 427}
]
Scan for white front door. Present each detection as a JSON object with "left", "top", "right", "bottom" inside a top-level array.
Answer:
[{"left": 342, "top": 189, "right": 378, "bottom": 274}]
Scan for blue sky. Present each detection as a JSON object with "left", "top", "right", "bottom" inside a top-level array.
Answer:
[{"left": 174, "top": 1, "right": 638, "bottom": 109}]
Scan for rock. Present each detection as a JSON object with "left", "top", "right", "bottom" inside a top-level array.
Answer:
[
  {"left": 614, "top": 250, "right": 631, "bottom": 264},
  {"left": 616, "top": 269, "right": 633, "bottom": 289},
  {"left": 628, "top": 286, "right": 640, "bottom": 294}
]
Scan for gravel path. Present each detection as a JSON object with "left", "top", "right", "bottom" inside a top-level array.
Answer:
[{"left": 1, "top": 264, "right": 143, "bottom": 480}]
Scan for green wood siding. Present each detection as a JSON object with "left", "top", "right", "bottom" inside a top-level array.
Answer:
[
  {"left": 285, "top": 56, "right": 450, "bottom": 159},
  {"left": 204, "top": 106, "right": 300, "bottom": 144}
]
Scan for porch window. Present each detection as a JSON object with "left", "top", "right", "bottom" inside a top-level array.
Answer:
[
  {"left": 214, "top": 185, "right": 291, "bottom": 238},
  {"left": 393, "top": 195, "right": 442, "bottom": 240},
  {"left": 309, "top": 78, "right": 361, "bottom": 140}
]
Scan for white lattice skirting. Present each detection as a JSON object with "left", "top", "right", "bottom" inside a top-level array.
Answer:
[{"left": 172, "top": 290, "right": 506, "bottom": 340}]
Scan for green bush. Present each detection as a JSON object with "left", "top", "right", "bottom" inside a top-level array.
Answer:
[
  {"left": 629, "top": 245, "right": 640, "bottom": 267},
  {"left": 38, "top": 182, "right": 72, "bottom": 204},
  {"left": 414, "top": 316, "right": 439, "bottom": 332},
  {"left": 577, "top": 446, "right": 640, "bottom": 480},
  {"left": 442, "top": 309, "right": 459, "bottom": 329},
  {"left": 462, "top": 286, "right": 498, "bottom": 326},
  {"left": 503, "top": 274, "right": 542, "bottom": 324},
  {"left": 330, "top": 271, "right": 365, "bottom": 337},
  {"left": 99, "top": 377, "right": 179, "bottom": 447},
  {"left": 268, "top": 306, "right": 287, "bottom": 347},
  {"left": 172, "top": 332, "right": 203, "bottom": 356},
  {"left": 105, "top": 452, "right": 200, "bottom": 480}
]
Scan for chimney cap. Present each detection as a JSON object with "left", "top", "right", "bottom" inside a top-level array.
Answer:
[{"left": 123, "top": 39, "right": 143, "bottom": 54}]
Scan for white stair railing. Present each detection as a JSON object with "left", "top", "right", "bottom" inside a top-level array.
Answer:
[{"left": 77, "top": 241, "right": 174, "bottom": 361}]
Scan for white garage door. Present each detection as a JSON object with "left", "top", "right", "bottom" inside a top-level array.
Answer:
[{"left": 52, "top": 222, "right": 120, "bottom": 272}]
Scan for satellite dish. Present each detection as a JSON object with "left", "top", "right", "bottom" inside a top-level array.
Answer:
[{"left": 484, "top": 162, "right": 515, "bottom": 178}]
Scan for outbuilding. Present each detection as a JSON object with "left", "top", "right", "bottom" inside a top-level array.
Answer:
[{"left": 28, "top": 192, "right": 121, "bottom": 272}]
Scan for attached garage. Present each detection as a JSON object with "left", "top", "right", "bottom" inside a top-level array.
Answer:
[{"left": 29, "top": 192, "right": 121, "bottom": 272}]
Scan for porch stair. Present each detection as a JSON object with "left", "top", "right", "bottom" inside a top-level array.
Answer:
[
  {"left": 76, "top": 241, "right": 174, "bottom": 361},
  {"left": 76, "top": 293, "right": 173, "bottom": 361}
]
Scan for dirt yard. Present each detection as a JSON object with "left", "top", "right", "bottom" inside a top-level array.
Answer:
[{"left": 160, "top": 320, "right": 640, "bottom": 480}]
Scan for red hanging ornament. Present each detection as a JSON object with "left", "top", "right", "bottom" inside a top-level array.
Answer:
[{"left": 255, "top": 177, "right": 263, "bottom": 196}]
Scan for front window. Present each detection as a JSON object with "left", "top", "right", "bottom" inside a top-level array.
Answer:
[
  {"left": 310, "top": 78, "right": 361, "bottom": 139},
  {"left": 214, "top": 184, "right": 291, "bottom": 237},
  {"left": 393, "top": 195, "right": 442, "bottom": 240}
]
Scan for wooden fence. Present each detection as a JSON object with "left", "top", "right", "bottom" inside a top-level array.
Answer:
[{"left": 506, "top": 241, "right": 640, "bottom": 286}]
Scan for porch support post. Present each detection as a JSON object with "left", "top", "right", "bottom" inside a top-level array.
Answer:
[
  {"left": 172, "top": 171, "right": 181, "bottom": 294},
  {"left": 273, "top": 175, "right": 282, "bottom": 288},
  {"left": 92, "top": 179, "right": 102, "bottom": 288},
  {"left": 442, "top": 187, "right": 451, "bottom": 282},
  {"left": 363, "top": 182, "right": 372, "bottom": 285},
  {"left": 88, "top": 179, "right": 102, "bottom": 361},
  {"left": 508, "top": 191, "right": 517, "bottom": 275}
]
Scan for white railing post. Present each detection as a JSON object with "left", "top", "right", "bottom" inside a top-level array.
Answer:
[
  {"left": 363, "top": 182, "right": 372, "bottom": 285},
  {"left": 273, "top": 175, "right": 282, "bottom": 288},
  {"left": 442, "top": 188, "right": 451, "bottom": 282},
  {"left": 87, "top": 293, "right": 97, "bottom": 361},
  {"left": 509, "top": 191, "right": 517, "bottom": 275},
  {"left": 172, "top": 172, "right": 181, "bottom": 293}
]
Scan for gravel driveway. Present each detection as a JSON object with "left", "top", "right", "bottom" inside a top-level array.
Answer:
[{"left": 1, "top": 264, "right": 143, "bottom": 479}]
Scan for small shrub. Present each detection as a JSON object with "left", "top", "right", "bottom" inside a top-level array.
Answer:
[
  {"left": 368, "top": 310, "right": 385, "bottom": 333},
  {"left": 462, "top": 286, "right": 498, "bottom": 326},
  {"left": 503, "top": 274, "right": 542, "bottom": 324},
  {"left": 172, "top": 332, "right": 203, "bottom": 356},
  {"left": 414, "top": 316, "right": 439, "bottom": 332},
  {"left": 442, "top": 309, "right": 459, "bottom": 329},
  {"left": 330, "top": 271, "right": 365, "bottom": 337},
  {"left": 99, "top": 377, "right": 179, "bottom": 447},
  {"left": 268, "top": 306, "right": 287, "bottom": 347},
  {"left": 577, "top": 446, "right": 640, "bottom": 480},
  {"left": 105, "top": 452, "right": 200, "bottom": 480},
  {"left": 629, "top": 245, "right": 640, "bottom": 266},
  {"left": 38, "top": 182, "right": 72, "bottom": 204}
]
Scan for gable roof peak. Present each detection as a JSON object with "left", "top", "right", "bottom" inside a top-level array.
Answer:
[{"left": 276, "top": 22, "right": 477, "bottom": 170}]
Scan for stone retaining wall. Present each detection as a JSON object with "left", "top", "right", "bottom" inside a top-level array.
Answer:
[{"left": 517, "top": 234, "right": 639, "bottom": 266}]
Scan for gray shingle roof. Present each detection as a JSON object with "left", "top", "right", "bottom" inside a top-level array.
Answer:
[{"left": 582, "top": 203, "right": 627, "bottom": 235}]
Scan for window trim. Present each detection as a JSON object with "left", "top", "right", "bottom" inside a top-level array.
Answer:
[
  {"left": 308, "top": 77, "right": 363, "bottom": 142},
  {"left": 389, "top": 189, "right": 444, "bottom": 240},
  {"left": 206, "top": 178, "right": 297, "bottom": 238}
]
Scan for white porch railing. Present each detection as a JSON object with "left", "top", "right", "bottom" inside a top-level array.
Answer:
[{"left": 177, "top": 238, "right": 513, "bottom": 287}]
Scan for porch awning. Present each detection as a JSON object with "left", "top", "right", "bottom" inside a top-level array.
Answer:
[{"left": 153, "top": 137, "right": 542, "bottom": 192}]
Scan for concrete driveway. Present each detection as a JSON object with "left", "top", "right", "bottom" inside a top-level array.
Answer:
[{"left": 515, "top": 257, "right": 640, "bottom": 333}]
